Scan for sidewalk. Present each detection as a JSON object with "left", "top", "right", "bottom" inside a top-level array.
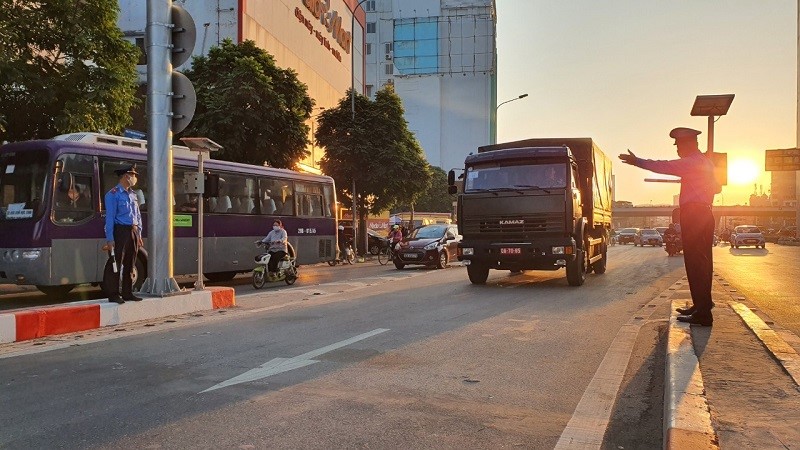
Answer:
[{"left": 664, "top": 274, "right": 800, "bottom": 449}]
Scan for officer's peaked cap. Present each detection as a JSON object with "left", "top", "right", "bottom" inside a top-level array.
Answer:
[
  {"left": 669, "top": 127, "right": 701, "bottom": 140},
  {"left": 114, "top": 165, "right": 139, "bottom": 176}
]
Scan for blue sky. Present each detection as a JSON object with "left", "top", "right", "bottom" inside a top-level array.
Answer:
[{"left": 495, "top": 0, "right": 796, "bottom": 205}]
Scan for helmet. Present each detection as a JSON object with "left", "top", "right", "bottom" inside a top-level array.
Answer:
[
  {"left": 338, "top": 225, "right": 345, "bottom": 231},
  {"left": 392, "top": 224, "right": 399, "bottom": 229}
]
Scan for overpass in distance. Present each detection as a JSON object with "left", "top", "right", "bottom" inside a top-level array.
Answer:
[{"left": 613, "top": 205, "right": 796, "bottom": 218}]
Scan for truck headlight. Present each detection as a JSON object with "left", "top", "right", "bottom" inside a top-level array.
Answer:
[
  {"left": 462, "top": 247, "right": 474, "bottom": 255},
  {"left": 22, "top": 250, "right": 41, "bottom": 260},
  {"left": 552, "top": 246, "right": 565, "bottom": 254}
]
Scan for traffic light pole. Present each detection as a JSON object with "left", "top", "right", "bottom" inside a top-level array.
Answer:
[{"left": 141, "top": 0, "right": 181, "bottom": 296}]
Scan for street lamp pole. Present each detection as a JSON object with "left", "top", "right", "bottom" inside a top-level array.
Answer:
[
  {"left": 492, "top": 93, "right": 528, "bottom": 144},
  {"left": 350, "top": 0, "right": 370, "bottom": 256}
]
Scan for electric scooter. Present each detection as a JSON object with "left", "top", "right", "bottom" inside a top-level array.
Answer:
[{"left": 253, "top": 241, "right": 298, "bottom": 288}]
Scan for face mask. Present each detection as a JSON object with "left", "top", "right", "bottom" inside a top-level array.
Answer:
[
  {"left": 128, "top": 175, "right": 137, "bottom": 186},
  {"left": 273, "top": 225, "right": 280, "bottom": 231}
]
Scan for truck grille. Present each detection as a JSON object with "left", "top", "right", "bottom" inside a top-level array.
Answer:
[{"left": 463, "top": 213, "right": 565, "bottom": 237}]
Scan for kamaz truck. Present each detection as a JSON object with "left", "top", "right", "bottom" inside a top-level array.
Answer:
[{"left": 447, "top": 138, "right": 613, "bottom": 286}]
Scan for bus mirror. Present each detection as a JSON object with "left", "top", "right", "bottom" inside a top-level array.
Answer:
[
  {"left": 448, "top": 185, "right": 458, "bottom": 195},
  {"left": 58, "top": 172, "right": 74, "bottom": 193},
  {"left": 447, "top": 170, "right": 455, "bottom": 186},
  {"left": 204, "top": 173, "right": 219, "bottom": 198}
]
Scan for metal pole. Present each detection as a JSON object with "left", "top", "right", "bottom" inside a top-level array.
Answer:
[
  {"left": 195, "top": 152, "right": 204, "bottom": 290},
  {"left": 351, "top": 0, "right": 369, "bottom": 256},
  {"left": 707, "top": 115, "right": 714, "bottom": 154},
  {"left": 142, "top": 0, "right": 181, "bottom": 296}
]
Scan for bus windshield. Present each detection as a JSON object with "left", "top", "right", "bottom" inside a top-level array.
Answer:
[
  {"left": 0, "top": 149, "right": 49, "bottom": 220},
  {"left": 464, "top": 163, "right": 566, "bottom": 191}
]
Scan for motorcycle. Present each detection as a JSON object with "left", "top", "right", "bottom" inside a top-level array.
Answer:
[
  {"left": 664, "top": 233, "right": 682, "bottom": 256},
  {"left": 327, "top": 238, "right": 355, "bottom": 266},
  {"left": 253, "top": 241, "right": 298, "bottom": 288}
]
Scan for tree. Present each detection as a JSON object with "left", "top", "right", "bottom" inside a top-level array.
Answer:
[
  {"left": 316, "top": 86, "right": 430, "bottom": 251},
  {"left": 0, "top": 0, "right": 139, "bottom": 142},
  {"left": 180, "top": 39, "right": 313, "bottom": 168},
  {"left": 396, "top": 165, "right": 455, "bottom": 213}
]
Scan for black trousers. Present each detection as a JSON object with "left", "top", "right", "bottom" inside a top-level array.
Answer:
[
  {"left": 268, "top": 250, "right": 287, "bottom": 273},
  {"left": 104, "top": 225, "right": 139, "bottom": 298},
  {"left": 679, "top": 204, "right": 715, "bottom": 314}
]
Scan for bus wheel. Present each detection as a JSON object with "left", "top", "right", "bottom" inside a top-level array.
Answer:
[
  {"left": 37, "top": 284, "right": 76, "bottom": 298},
  {"left": 204, "top": 271, "right": 237, "bottom": 282},
  {"left": 132, "top": 256, "right": 147, "bottom": 291}
]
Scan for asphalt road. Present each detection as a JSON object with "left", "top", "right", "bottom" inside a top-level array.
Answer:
[{"left": 1, "top": 245, "right": 689, "bottom": 448}]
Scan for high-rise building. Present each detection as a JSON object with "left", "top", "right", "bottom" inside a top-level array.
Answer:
[
  {"left": 117, "top": 0, "right": 367, "bottom": 171},
  {"left": 770, "top": 171, "right": 797, "bottom": 207},
  {"left": 364, "top": 0, "right": 497, "bottom": 172}
]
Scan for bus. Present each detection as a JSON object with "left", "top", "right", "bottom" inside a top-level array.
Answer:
[{"left": 0, "top": 133, "right": 338, "bottom": 297}]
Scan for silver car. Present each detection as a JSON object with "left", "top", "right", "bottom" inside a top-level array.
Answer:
[{"left": 731, "top": 225, "right": 766, "bottom": 249}]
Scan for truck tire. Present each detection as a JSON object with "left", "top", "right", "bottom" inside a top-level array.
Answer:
[
  {"left": 467, "top": 263, "right": 489, "bottom": 284},
  {"left": 566, "top": 249, "right": 586, "bottom": 286},
  {"left": 593, "top": 242, "right": 607, "bottom": 274}
]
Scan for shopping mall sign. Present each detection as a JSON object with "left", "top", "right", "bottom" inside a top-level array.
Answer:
[
  {"left": 300, "top": 0, "right": 352, "bottom": 55},
  {"left": 765, "top": 148, "right": 800, "bottom": 171}
]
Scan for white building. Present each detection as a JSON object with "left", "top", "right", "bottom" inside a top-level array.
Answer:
[
  {"left": 363, "top": 0, "right": 497, "bottom": 173},
  {"left": 117, "top": 0, "right": 366, "bottom": 171}
]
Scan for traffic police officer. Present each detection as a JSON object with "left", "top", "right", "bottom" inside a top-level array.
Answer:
[
  {"left": 619, "top": 127, "right": 718, "bottom": 326},
  {"left": 103, "top": 165, "right": 144, "bottom": 303}
]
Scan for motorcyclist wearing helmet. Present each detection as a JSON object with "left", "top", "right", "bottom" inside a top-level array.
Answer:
[
  {"left": 260, "top": 219, "right": 288, "bottom": 273},
  {"left": 337, "top": 224, "right": 350, "bottom": 256}
]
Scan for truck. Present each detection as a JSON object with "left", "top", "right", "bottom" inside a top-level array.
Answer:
[{"left": 447, "top": 138, "right": 613, "bottom": 286}]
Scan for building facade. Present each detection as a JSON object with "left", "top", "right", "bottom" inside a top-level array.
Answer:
[
  {"left": 117, "top": 0, "right": 366, "bottom": 171},
  {"left": 770, "top": 171, "right": 797, "bottom": 208},
  {"left": 363, "top": 0, "right": 497, "bottom": 173}
]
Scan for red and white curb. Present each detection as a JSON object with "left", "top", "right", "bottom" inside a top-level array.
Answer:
[{"left": 0, "top": 287, "right": 234, "bottom": 344}]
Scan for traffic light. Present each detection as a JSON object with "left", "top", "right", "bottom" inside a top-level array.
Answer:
[{"left": 170, "top": 4, "right": 196, "bottom": 134}]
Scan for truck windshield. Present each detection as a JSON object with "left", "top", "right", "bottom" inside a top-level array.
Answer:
[
  {"left": 0, "top": 149, "right": 50, "bottom": 221},
  {"left": 464, "top": 163, "right": 566, "bottom": 191}
]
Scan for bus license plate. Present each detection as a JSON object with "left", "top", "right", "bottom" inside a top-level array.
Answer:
[{"left": 500, "top": 247, "right": 521, "bottom": 254}]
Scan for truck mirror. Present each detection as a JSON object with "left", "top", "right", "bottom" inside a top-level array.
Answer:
[
  {"left": 448, "top": 185, "right": 458, "bottom": 195},
  {"left": 447, "top": 170, "right": 455, "bottom": 186}
]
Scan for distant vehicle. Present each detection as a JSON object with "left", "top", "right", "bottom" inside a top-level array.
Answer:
[
  {"left": 394, "top": 224, "right": 460, "bottom": 270},
  {"left": 340, "top": 226, "right": 389, "bottom": 255},
  {"left": 635, "top": 228, "right": 663, "bottom": 247},
  {"left": 731, "top": 225, "right": 766, "bottom": 249},
  {"left": 778, "top": 226, "right": 797, "bottom": 239},
  {"left": 617, "top": 228, "right": 639, "bottom": 245},
  {"left": 655, "top": 227, "right": 668, "bottom": 238}
]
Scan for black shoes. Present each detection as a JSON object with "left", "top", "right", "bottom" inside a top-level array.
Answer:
[
  {"left": 675, "top": 302, "right": 716, "bottom": 316},
  {"left": 109, "top": 296, "right": 124, "bottom": 304},
  {"left": 122, "top": 295, "right": 143, "bottom": 302},
  {"left": 677, "top": 313, "right": 713, "bottom": 326}
]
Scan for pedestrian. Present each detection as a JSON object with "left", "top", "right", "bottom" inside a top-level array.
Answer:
[
  {"left": 102, "top": 165, "right": 144, "bottom": 304},
  {"left": 619, "top": 127, "right": 719, "bottom": 326}
]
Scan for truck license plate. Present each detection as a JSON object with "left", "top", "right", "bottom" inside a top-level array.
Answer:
[{"left": 500, "top": 247, "right": 521, "bottom": 254}]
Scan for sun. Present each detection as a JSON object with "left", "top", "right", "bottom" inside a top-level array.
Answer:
[{"left": 727, "top": 159, "right": 760, "bottom": 185}]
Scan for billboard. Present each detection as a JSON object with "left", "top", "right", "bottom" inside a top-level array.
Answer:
[{"left": 765, "top": 148, "right": 800, "bottom": 171}]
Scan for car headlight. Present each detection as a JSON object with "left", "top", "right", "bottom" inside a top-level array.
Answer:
[
  {"left": 462, "top": 247, "right": 474, "bottom": 255},
  {"left": 423, "top": 242, "right": 438, "bottom": 250},
  {"left": 22, "top": 250, "right": 41, "bottom": 260}
]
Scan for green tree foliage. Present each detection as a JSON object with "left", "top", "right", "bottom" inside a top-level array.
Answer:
[
  {"left": 316, "top": 86, "right": 430, "bottom": 221},
  {"left": 0, "top": 0, "right": 139, "bottom": 142},
  {"left": 180, "top": 39, "right": 313, "bottom": 168},
  {"left": 396, "top": 166, "right": 455, "bottom": 213}
]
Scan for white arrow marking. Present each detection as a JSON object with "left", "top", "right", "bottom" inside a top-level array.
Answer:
[{"left": 201, "top": 328, "right": 390, "bottom": 393}]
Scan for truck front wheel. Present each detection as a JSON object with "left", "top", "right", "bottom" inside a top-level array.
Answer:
[
  {"left": 467, "top": 263, "right": 489, "bottom": 284},
  {"left": 566, "top": 249, "right": 586, "bottom": 286}
]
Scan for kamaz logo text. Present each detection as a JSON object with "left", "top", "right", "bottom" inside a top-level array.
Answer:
[{"left": 499, "top": 220, "right": 524, "bottom": 225}]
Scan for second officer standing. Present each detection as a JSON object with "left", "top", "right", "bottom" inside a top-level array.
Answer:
[{"left": 103, "top": 165, "right": 144, "bottom": 303}]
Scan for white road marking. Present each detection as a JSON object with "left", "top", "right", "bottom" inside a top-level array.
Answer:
[
  {"left": 554, "top": 282, "right": 675, "bottom": 449},
  {"left": 200, "top": 328, "right": 390, "bottom": 393}
]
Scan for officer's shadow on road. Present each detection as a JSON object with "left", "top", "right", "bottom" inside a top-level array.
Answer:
[{"left": 728, "top": 248, "right": 769, "bottom": 257}]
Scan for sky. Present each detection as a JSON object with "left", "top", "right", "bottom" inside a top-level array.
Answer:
[{"left": 494, "top": 0, "right": 797, "bottom": 206}]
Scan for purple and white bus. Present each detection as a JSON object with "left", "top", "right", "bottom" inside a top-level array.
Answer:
[{"left": 0, "top": 133, "right": 338, "bottom": 297}]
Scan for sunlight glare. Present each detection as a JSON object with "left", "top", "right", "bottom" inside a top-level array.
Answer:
[{"left": 727, "top": 159, "right": 760, "bottom": 185}]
